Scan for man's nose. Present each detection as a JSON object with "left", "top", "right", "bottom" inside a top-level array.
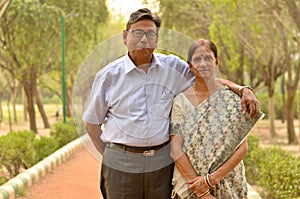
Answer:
[{"left": 140, "top": 33, "right": 148, "bottom": 42}]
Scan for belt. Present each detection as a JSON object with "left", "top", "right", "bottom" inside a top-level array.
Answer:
[{"left": 107, "top": 141, "right": 170, "bottom": 156}]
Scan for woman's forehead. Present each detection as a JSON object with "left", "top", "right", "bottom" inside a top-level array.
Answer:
[{"left": 193, "top": 46, "right": 213, "bottom": 56}]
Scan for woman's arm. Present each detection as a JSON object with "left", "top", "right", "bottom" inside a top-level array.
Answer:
[
  {"left": 186, "top": 140, "right": 248, "bottom": 197},
  {"left": 170, "top": 134, "right": 198, "bottom": 180},
  {"left": 170, "top": 135, "right": 216, "bottom": 198},
  {"left": 209, "top": 140, "right": 248, "bottom": 186}
]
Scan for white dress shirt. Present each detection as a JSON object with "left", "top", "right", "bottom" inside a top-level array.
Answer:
[{"left": 82, "top": 52, "right": 194, "bottom": 146}]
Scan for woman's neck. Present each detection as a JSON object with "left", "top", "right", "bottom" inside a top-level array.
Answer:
[{"left": 193, "top": 78, "right": 222, "bottom": 104}]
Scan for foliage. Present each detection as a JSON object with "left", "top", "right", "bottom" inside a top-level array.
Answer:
[
  {"left": 245, "top": 135, "right": 300, "bottom": 198},
  {"left": 0, "top": 121, "right": 78, "bottom": 185},
  {"left": 34, "top": 136, "right": 58, "bottom": 162},
  {"left": 0, "top": 0, "right": 109, "bottom": 132},
  {"left": 257, "top": 90, "right": 299, "bottom": 119},
  {"left": 0, "top": 131, "right": 37, "bottom": 182},
  {"left": 50, "top": 120, "right": 78, "bottom": 149}
]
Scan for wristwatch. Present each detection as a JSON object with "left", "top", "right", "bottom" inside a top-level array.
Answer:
[{"left": 238, "top": 86, "right": 255, "bottom": 96}]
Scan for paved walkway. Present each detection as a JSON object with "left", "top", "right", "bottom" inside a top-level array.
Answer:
[{"left": 1, "top": 137, "right": 262, "bottom": 199}]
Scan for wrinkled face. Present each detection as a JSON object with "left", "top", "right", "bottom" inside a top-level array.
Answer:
[
  {"left": 190, "top": 46, "right": 218, "bottom": 80},
  {"left": 123, "top": 19, "right": 158, "bottom": 60}
]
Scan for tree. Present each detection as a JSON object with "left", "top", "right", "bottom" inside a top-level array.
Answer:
[
  {"left": 282, "top": 0, "right": 300, "bottom": 144},
  {"left": 157, "top": 0, "right": 300, "bottom": 143},
  {"left": 0, "top": 0, "right": 108, "bottom": 133},
  {"left": 0, "top": 1, "right": 62, "bottom": 133}
]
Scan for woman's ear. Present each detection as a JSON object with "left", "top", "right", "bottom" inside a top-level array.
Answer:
[{"left": 215, "top": 59, "right": 219, "bottom": 66}]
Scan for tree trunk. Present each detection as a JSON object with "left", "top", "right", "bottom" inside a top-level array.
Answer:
[
  {"left": 7, "top": 93, "right": 12, "bottom": 132},
  {"left": 281, "top": 76, "right": 286, "bottom": 123},
  {"left": 35, "top": 87, "right": 50, "bottom": 128},
  {"left": 286, "top": 94, "right": 298, "bottom": 144},
  {"left": 268, "top": 61, "right": 277, "bottom": 137},
  {"left": 268, "top": 94, "right": 277, "bottom": 137},
  {"left": 11, "top": 85, "right": 18, "bottom": 123},
  {"left": 24, "top": 84, "right": 37, "bottom": 133},
  {"left": 22, "top": 88, "right": 27, "bottom": 121},
  {"left": 22, "top": 70, "right": 38, "bottom": 134}
]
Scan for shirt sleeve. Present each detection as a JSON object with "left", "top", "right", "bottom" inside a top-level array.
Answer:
[
  {"left": 170, "top": 54, "right": 195, "bottom": 94},
  {"left": 82, "top": 73, "right": 108, "bottom": 124}
]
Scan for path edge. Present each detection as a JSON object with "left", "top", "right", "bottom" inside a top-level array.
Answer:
[{"left": 0, "top": 135, "right": 87, "bottom": 199}]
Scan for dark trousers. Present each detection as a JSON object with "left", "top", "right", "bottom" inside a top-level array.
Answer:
[{"left": 100, "top": 144, "right": 174, "bottom": 199}]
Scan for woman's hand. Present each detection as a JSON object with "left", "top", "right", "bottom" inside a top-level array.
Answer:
[
  {"left": 240, "top": 88, "right": 260, "bottom": 118},
  {"left": 187, "top": 176, "right": 213, "bottom": 198},
  {"left": 201, "top": 194, "right": 216, "bottom": 199}
]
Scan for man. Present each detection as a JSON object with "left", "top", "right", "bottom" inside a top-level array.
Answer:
[{"left": 82, "top": 8, "right": 259, "bottom": 199}]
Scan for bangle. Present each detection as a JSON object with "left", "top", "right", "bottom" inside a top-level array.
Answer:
[
  {"left": 206, "top": 174, "right": 214, "bottom": 188},
  {"left": 238, "top": 86, "right": 255, "bottom": 96},
  {"left": 203, "top": 175, "right": 211, "bottom": 188},
  {"left": 200, "top": 191, "right": 211, "bottom": 198},
  {"left": 197, "top": 189, "right": 210, "bottom": 198}
]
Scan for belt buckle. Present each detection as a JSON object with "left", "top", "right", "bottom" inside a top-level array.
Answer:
[{"left": 143, "top": 150, "right": 155, "bottom": 156}]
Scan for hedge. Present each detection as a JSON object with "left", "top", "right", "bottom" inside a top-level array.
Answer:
[
  {"left": 0, "top": 120, "right": 78, "bottom": 185},
  {"left": 245, "top": 135, "right": 300, "bottom": 198}
]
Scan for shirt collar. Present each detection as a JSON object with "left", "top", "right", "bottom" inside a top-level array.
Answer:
[{"left": 124, "top": 52, "right": 163, "bottom": 74}]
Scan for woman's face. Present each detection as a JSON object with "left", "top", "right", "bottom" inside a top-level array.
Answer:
[{"left": 190, "top": 46, "right": 218, "bottom": 80}]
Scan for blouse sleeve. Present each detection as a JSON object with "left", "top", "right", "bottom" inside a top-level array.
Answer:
[{"left": 170, "top": 95, "right": 183, "bottom": 135}]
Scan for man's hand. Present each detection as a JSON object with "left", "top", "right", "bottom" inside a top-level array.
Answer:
[{"left": 240, "top": 88, "right": 260, "bottom": 118}]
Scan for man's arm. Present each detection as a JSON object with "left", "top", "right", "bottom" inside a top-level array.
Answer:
[
  {"left": 218, "top": 78, "right": 260, "bottom": 118},
  {"left": 85, "top": 123, "right": 105, "bottom": 154}
]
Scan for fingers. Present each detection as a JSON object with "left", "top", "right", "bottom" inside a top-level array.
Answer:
[
  {"left": 240, "top": 89, "right": 260, "bottom": 118},
  {"left": 248, "top": 100, "right": 260, "bottom": 118}
]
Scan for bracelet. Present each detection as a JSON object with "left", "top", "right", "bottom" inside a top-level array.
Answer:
[
  {"left": 197, "top": 189, "right": 210, "bottom": 198},
  {"left": 203, "top": 175, "right": 211, "bottom": 189},
  {"left": 238, "top": 86, "right": 255, "bottom": 96},
  {"left": 206, "top": 174, "right": 214, "bottom": 188},
  {"left": 200, "top": 191, "right": 211, "bottom": 198}
]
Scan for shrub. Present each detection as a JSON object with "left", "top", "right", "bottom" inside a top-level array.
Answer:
[
  {"left": 50, "top": 120, "right": 78, "bottom": 148},
  {"left": 0, "top": 121, "right": 80, "bottom": 185},
  {"left": 0, "top": 131, "right": 37, "bottom": 180},
  {"left": 34, "top": 136, "right": 58, "bottom": 162},
  {"left": 245, "top": 135, "right": 300, "bottom": 198}
]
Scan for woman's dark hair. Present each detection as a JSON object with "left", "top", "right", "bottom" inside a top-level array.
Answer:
[
  {"left": 187, "top": 39, "right": 218, "bottom": 64},
  {"left": 126, "top": 8, "right": 161, "bottom": 30}
]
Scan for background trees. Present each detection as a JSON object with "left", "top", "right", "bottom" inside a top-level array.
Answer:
[
  {"left": 157, "top": 0, "right": 300, "bottom": 144},
  {"left": 0, "top": 0, "right": 108, "bottom": 133},
  {"left": 0, "top": 0, "right": 299, "bottom": 144}
]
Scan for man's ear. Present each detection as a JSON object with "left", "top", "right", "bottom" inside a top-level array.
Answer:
[{"left": 123, "top": 30, "right": 127, "bottom": 45}]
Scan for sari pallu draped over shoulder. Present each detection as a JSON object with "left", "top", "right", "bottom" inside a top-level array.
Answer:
[{"left": 171, "top": 87, "right": 264, "bottom": 199}]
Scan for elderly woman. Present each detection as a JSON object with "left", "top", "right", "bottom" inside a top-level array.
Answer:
[{"left": 170, "top": 39, "right": 264, "bottom": 199}]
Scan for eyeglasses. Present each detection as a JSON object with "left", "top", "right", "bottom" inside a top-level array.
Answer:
[{"left": 127, "top": 29, "right": 158, "bottom": 40}]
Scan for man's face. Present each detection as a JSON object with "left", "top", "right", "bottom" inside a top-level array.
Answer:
[{"left": 123, "top": 19, "right": 158, "bottom": 59}]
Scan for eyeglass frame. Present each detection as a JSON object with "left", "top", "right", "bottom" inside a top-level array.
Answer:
[{"left": 127, "top": 29, "right": 158, "bottom": 40}]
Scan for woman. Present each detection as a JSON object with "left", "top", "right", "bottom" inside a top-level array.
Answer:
[{"left": 170, "top": 39, "right": 264, "bottom": 199}]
